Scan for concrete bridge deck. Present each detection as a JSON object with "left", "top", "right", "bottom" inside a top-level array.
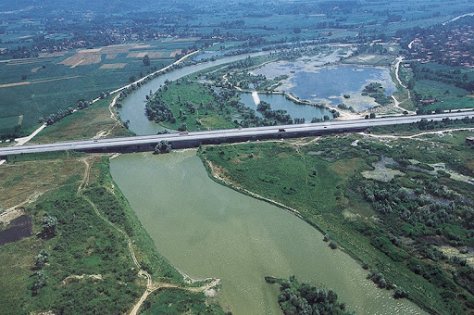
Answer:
[{"left": 0, "top": 111, "right": 473, "bottom": 158}]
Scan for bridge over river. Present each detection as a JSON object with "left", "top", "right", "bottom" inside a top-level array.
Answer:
[{"left": 0, "top": 111, "right": 473, "bottom": 158}]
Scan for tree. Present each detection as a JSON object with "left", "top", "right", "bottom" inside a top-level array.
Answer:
[
  {"left": 41, "top": 214, "right": 57, "bottom": 239},
  {"left": 273, "top": 276, "right": 352, "bottom": 315},
  {"left": 143, "top": 54, "right": 150, "bottom": 66},
  {"left": 369, "top": 113, "right": 376, "bottom": 119},
  {"left": 154, "top": 140, "right": 172, "bottom": 154},
  {"left": 30, "top": 271, "right": 46, "bottom": 296},
  {"left": 35, "top": 250, "right": 49, "bottom": 269},
  {"left": 394, "top": 288, "right": 409, "bottom": 299},
  {"left": 416, "top": 108, "right": 426, "bottom": 115}
]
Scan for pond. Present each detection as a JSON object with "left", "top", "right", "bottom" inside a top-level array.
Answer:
[
  {"left": 0, "top": 215, "right": 32, "bottom": 245},
  {"left": 110, "top": 151, "right": 426, "bottom": 315},
  {"left": 239, "top": 92, "right": 333, "bottom": 122},
  {"left": 254, "top": 62, "right": 396, "bottom": 111}
]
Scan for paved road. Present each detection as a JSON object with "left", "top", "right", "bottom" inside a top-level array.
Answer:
[{"left": 0, "top": 112, "right": 473, "bottom": 157}]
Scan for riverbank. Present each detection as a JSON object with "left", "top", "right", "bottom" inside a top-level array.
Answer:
[
  {"left": 6, "top": 50, "right": 200, "bottom": 147},
  {"left": 198, "top": 146, "right": 340, "bottom": 248},
  {"left": 0, "top": 153, "right": 224, "bottom": 314},
  {"left": 118, "top": 51, "right": 269, "bottom": 135},
  {"left": 110, "top": 150, "right": 427, "bottom": 315},
  {"left": 203, "top": 155, "right": 305, "bottom": 220},
  {"left": 197, "top": 132, "right": 474, "bottom": 314}
]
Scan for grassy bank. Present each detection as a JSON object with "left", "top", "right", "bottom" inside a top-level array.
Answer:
[
  {"left": 33, "top": 97, "right": 133, "bottom": 144},
  {"left": 140, "top": 289, "right": 225, "bottom": 315},
  {"left": 199, "top": 128, "right": 474, "bottom": 314},
  {"left": 0, "top": 155, "right": 223, "bottom": 314},
  {"left": 85, "top": 157, "right": 183, "bottom": 282},
  {"left": 0, "top": 170, "right": 142, "bottom": 313}
]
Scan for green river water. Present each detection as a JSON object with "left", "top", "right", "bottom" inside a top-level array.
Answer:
[{"left": 110, "top": 151, "right": 426, "bottom": 315}]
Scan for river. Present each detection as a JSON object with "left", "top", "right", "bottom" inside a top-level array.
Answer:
[
  {"left": 118, "top": 52, "right": 266, "bottom": 135},
  {"left": 118, "top": 51, "right": 398, "bottom": 135},
  {"left": 110, "top": 151, "right": 426, "bottom": 315}
]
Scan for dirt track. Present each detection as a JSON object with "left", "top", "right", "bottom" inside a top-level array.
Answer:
[{"left": 75, "top": 158, "right": 220, "bottom": 315}]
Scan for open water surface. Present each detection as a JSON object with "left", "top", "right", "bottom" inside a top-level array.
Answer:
[{"left": 111, "top": 151, "right": 426, "bottom": 315}]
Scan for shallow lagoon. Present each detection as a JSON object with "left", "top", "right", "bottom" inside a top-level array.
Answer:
[
  {"left": 254, "top": 62, "right": 396, "bottom": 111},
  {"left": 291, "top": 65, "right": 395, "bottom": 104}
]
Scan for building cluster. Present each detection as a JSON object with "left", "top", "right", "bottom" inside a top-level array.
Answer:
[{"left": 408, "top": 23, "right": 474, "bottom": 67}]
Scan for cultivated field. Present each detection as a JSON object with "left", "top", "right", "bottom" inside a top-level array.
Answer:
[{"left": 0, "top": 40, "right": 195, "bottom": 138}]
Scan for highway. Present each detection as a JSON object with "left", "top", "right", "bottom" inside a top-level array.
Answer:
[{"left": 0, "top": 111, "right": 473, "bottom": 158}]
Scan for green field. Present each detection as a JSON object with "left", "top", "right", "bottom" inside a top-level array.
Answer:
[
  {"left": 410, "top": 62, "right": 474, "bottom": 111},
  {"left": 414, "top": 80, "right": 473, "bottom": 110},
  {"left": 199, "top": 126, "right": 474, "bottom": 315},
  {"left": 0, "top": 40, "right": 194, "bottom": 138},
  {"left": 181, "top": 0, "right": 471, "bottom": 42},
  {"left": 0, "top": 115, "right": 21, "bottom": 136},
  {"left": 33, "top": 97, "right": 133, "bottom": 144},
  {"left": 0, "top": 155, "right": 223, "bottom": 314},
  {"left": 140, "top": 289, "right": 225, "bottom": 315}
]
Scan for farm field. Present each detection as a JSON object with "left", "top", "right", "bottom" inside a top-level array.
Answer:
[
  {"left": 413, "top": 80, "right": 473, "bottom": 110},
  {"left": 0, "top": 40, "right": 195, "bottom": 138},
  {"left": 408, "top": 62, "right": 474, "bottom": 112}
]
